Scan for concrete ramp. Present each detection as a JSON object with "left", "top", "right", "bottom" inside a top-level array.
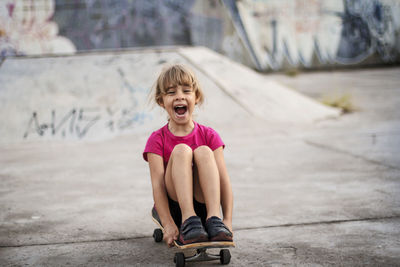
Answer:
[
  {"left": 179, "top": 47, "right": 340, "bottom": 123},
  {"left": 0, "top": 47, "right": 339, "bottom": 144}
]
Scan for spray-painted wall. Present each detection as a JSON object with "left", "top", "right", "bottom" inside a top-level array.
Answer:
[
  {"left": 237, "top": 0, "right": 400, "bottom": 70},
  {"left": 0, "top": 0, "right": 76, "bottom": 56},
  {"left": 0, "top": 0, "right": 254, "bottom": 68},
  {"left": 1, "top": 0, "right": 399, "bottom": 71}
]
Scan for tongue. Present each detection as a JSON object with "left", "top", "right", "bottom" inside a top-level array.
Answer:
[{"left": 176, "top": 107, "right": 186, "bottom": 115}]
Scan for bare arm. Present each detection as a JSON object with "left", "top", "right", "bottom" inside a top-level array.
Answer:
[
  {"left": 147, "top": 153, "right": 178, "bottom": 246},
  {"left": 213, "top": 147, "right": 233, "bottom": 233}
]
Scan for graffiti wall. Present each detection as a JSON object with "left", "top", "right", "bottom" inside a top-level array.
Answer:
[
  {"left": 0, "top": 52, "right": 172, "bottom": 143},
  {"left": 50, "top": 0, "right": 252, "bottom": 67},
  {"left": 237, "top": 0, "right": 400, "bottom": 70},
  {"left": 0, "top": 0, "right": 76, "bottom": 56},
  {"left": 0, "top": 0, "right": 253, "bottom": 68},
  {"left": 1, "top": 0, "right": 399, "bottom": 70}
]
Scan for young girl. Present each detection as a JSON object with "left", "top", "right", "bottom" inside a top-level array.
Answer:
[{"left": 143, "top": 64, "right": 234, "bottom": 247}]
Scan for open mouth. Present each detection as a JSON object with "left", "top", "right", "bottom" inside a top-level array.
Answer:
[{"left": 174, "top": 105, "right": 187, "bottom": 117}]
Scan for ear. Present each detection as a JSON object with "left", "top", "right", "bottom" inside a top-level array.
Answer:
[
  {"left": 195, "top": 95, "right": 201, "bottom": 105},
  {"left": 195, "top": 93, "right": 200, "bottom": 105}
]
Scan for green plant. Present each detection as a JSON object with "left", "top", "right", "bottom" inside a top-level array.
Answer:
[
  {"left": 284, "top": 68, "right": 300, "bottom": 77},
  {"left": 321, "top": 93, "right": 356, "bottom": 114}
]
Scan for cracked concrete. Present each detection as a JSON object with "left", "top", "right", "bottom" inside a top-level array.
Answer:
[{"left": 0, "top": 52, "right": 399, "bottom": 266}]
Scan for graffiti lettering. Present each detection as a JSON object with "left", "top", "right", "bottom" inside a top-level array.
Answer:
[
  {"left": 224, "top": 0, "right": 399, "bottom": 70},
  {"left": 23, "top": 107, "right": 150, "bottom": 139},
  {"left": 336, "top": 0, "right": 396, "bottom": 64}
]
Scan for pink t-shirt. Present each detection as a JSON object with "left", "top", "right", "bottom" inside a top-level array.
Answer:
[{"left": 143, "top": 121, "right": 225, "bottom": 166}]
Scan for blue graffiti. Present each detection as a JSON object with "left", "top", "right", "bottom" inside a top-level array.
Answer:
[
  {"left": 336, "top": 0, "right": 396, "bottom": 64},
  {"left": 54, "top": 0, "right": 196, "bottom": 50}
]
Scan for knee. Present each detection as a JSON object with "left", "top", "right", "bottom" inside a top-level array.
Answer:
[
  {"left": 172, "top": 144, "right": 193, "bottom": 159},
  {"left": 194, "top": 146, "right": 214, "bottom": 162}
]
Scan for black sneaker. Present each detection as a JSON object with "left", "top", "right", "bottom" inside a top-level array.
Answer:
[
  {"left": 205, "top": 216, "right": 233, "bottom": 242},
  {"left": 178, "top": 216, "right": 208, "bottom": 245}
]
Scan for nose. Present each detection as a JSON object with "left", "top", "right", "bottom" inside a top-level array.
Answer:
[{"left": 175, "top": 88, "right": 185, "bottom": 100}]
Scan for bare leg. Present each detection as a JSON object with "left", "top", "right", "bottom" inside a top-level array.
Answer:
[
  {"left": 193, "top": 146, "right": 221, "bottom": 219},
  {"left": 165, "top": 144, "right": 196, "bottom": 223}
]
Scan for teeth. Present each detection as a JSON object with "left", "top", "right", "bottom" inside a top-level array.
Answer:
[
  {"left": 174, "top": 105, "right": 187, "bottom": 117},
  {"left": 174, "top": 106, "right": 186, "bottom": 110}
]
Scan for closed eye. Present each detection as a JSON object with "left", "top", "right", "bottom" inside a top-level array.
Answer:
[{"left": 182, "top": 86, "right": 193, "bottom": 93}]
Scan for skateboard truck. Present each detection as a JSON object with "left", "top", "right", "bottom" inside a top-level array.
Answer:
[
  {"left": 153, "top": 228, "right": 232, "bottom": 266},
  {"left": 174, "top": 247, "right": 231, "bottom": 266}
]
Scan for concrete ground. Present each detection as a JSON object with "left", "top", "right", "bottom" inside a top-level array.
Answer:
[{"left": 1, "top": 57, "right": 400, "bottom": 266}]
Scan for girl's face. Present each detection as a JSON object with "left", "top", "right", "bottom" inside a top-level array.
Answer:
[{"left": 160, "top": 84, "right": 198, "bottom": 127}]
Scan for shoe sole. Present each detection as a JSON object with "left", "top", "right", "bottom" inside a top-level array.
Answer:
[{"left": 209, "top": 231, "right": 233, "bottom": 242}]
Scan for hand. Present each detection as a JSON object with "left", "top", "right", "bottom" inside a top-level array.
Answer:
[
  {"left": 223, "top": 218, "right": 234, "bottom": 237},
  {"left": 163, "top": 223, "right": 179, "bottom": 247}
]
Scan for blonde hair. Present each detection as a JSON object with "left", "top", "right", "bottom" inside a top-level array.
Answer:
[{"left": 153, "top": 64, "right": 204, "bottom": 106}]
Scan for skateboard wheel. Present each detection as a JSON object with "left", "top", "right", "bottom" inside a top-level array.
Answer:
[
  {"left": 153, "top": 228, "right": 163, "bottom": 243},
  {"left": 174, "top": 252, "right": 185, "bottom": 267},
  {"left": 220, "top": 249, "right": 231, "bottom": 265}
]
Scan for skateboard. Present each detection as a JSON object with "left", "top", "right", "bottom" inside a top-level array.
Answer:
[{"left": 151, "top": 207, "right": 235, "bottom": 266}]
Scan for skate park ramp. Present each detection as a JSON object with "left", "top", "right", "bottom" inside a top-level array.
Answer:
[
  {"left": 0, "top": 46, "right": 339, "bottom": 145},
  {"left": 1, "top": 48, "right": 400, "bottom": 266}
]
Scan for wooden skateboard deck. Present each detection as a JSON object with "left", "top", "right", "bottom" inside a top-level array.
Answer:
[{"left": 174, "top": 240, "right": 235, "bottom": 250}]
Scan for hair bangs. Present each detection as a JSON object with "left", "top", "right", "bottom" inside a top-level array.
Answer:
[{"left": 160, "top": 65, "right": 195, "bottom": 92}]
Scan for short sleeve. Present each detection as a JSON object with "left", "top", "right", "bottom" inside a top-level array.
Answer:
[
  {"left": 143, "top": 131, "right": 164, "bottom": 161},
  {"left": 206, "top": 127, "right": 225, "bottom": 151}
]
